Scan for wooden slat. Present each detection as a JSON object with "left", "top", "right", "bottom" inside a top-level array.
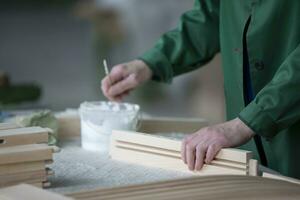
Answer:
[
  {"left": 110, "top": 131, "right": 252, "bottom": 174},
  {"left": 0, "top": 144, "right": 53, "bottom": 165},
  {"left": 111, "top": 131, "right": 252, "bottom": 164},
  {"left": 0, "top": 127, "right": 49, "bottom": 148},
  {"left": 113, "top": 140, "right": 247, "bottom": 170},
  {"left": 110, "top": 146, "right": 246, "bottom": 175},
  {"left": 0, "top": 184, "right": 73, "bottom": 200},
  {"left": 69, "top": 175, "right": 300, "bottom": 200},
  {"left": 263, "top": 172, "right": 300, "bottom": 185},
  {"left": 0, "top": 161, "right": 47, "bottom": 176},
  {"left": 0, "top": 170, "right": 47, "bottom": 187}
]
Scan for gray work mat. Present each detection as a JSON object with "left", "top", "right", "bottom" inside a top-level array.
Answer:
[{"left": 47, "top": 138, "right": 192, "bottom": 194}]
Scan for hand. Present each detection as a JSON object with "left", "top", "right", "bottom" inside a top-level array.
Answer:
[
  {"left": 101, "top": 60, "right": 152, "bottom": 101},
  {"left": 181, "top": 118, "right": 255, "bottom": 171}
]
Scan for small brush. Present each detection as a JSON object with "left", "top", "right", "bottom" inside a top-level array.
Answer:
[{"left": 103, "top": 59, "right": 112, "bottom": 85}]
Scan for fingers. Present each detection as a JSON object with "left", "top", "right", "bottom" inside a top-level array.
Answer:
[
  {"left": 186, "top": 143, "right": 196, "bottom": 171},
  {"left": 181, "top": 139, "right": 187, "bottom": 164},
  {"left": 102, "top": 65, "right": 127, "bottom": 93},
  {"left": 101, "top": 64, "right": 131, "bottom": 101},
  {"left": 109, "top": 64, "right": 129, "bottom": 84},
  {"left": 181, "top": 134, "right": 197, "bottom": 164},
  {"left": 113, "top": 90, "right": 131, "bottom": 102},
  {"left": 195, "top": 145, "right": 207, "bottom": 171},
  {"left": 108, "top": 74, "right": 138, "bottom": 98},
  {"left": 181, "top": 132, "right": 223, "bottom": 171},
  {"left": 205, "top": 144, "right": 221, "bottom": 164}
]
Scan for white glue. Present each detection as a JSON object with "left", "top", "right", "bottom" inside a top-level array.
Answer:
[{"left": 79, "top": 101, "right": 140, "bottom": 152}]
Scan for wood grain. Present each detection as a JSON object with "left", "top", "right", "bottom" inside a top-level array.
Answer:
[
  {"left": 0, "top": 170, "right": 47, "bottom": 187},
  {"left": 110, "top": 130, "right": 252, "bottom": 174},
  {"left": 0, "top": 127, "right": 49, "bottom": 148},
  {"left": 0, "top": 144, "right": 53, "bottom": 165},
  {"left": 0, "top": 161, "right": 47, "bottom": 176},
  {"left": 69, "top": 175, "right": 300, "bottom": 200},
  {"left": 0, "top": 184, "right": 73, "bottom": 200}
]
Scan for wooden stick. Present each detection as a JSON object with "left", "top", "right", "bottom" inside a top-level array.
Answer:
[
  {"left": 263, "top": 172, "right": 300, "bottom": 185},
  {"left": 103, "top": 59, "right": 112, "bottom": 85}
]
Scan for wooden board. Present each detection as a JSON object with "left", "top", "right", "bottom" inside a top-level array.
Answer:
[
  {"left": 0, "top": 161, "right": 48, "bottom": 176},
  {"left": 0, "top": 144, "right": 53, "bottom": 165},
  {"left": 138, "top": 117, "right": 207, "bottom": 133},
  {"left": 0, "top": 184, "right": 73, "bottom": 200},
  {"left": 0, "top": 127, "right": 49, "bottom": 148},
  {"left": 111, "top": 131, "right": 252, "bottom": 163},
  {"left": 111, "top": 146, "right": 246, "bottom": 175},
  {"left": 0, "top": 170, "right": 47, "bottom": 188},
  {"left": 56, "top": 114, "right": 207, "bottom": 140},
  {"left": 110, "top": 130, "right": 253, "bottom": 175},
  {"left": 68, "top": 175, "right": 300, "bottom": 200},
  {"left": 56, "top": 114, "right": 81, "bottom": 139}
]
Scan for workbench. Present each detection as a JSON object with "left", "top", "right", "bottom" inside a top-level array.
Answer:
[
  {"left": 45, "top": 114, "right": 212, "bottom": 194},
  {"left": 48, "top": 138, "right": 192, "bottom": 194}
]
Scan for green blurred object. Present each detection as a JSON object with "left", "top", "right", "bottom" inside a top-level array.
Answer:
[
  {"left": 0, "top": 84, "right": 41, "bottom": 106},
  {"left": 16, "top": 110, "right": 58, "bottom": 145}
]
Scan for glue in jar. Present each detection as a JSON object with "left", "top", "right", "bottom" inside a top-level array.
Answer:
[{"left": 79, "top": 101, "right": 140, "bottom": 152}]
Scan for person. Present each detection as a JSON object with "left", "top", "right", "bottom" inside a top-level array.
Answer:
[{"left": 101, "top": 1, "right": 300, "bottom": 179}]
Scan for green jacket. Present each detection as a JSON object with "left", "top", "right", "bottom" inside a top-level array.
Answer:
[{"left": 140, "top": 0, "right": 300, "bottom": 178}]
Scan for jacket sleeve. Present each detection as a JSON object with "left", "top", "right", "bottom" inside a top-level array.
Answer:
[
  {"left": 239, "top": 44, "right": 300, "bottom": 139},
  {"left": 139, "top": 0, "right": 220, "bottom": 83}
]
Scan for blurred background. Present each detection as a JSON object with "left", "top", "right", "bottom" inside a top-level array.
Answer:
[{"left": 0, "top": 0, "right": 225, "bottom": 124}]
